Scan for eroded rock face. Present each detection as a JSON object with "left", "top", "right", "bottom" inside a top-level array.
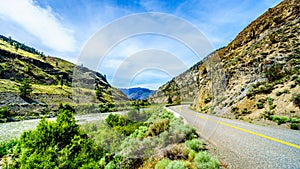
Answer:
[
  {"left": 149, "top": 60, "right": 202, "bottom": 104},
  {"left": 151, "top": 0, "right": 300, "bottom": 120}
]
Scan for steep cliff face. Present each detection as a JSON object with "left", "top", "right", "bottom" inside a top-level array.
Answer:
[{"left": 151, "top": 0, "right": 300, "bottom": 121}]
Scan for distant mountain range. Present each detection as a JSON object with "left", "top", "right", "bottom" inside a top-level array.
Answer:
[{"left": 120, "top": 87, "right": 156, "bottom": 100}]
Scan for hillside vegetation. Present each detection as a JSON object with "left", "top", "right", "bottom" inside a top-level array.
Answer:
[
  {"left": 0, "top": 35, "right": 127, "bottom": 118},
  {"left": 0, "top": 106, "right": 220, "bottom": 168},
  {"left": 150, "top": 0, "right": 300, "bottom": 129}
]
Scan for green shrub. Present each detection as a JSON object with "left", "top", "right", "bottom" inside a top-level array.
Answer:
[
  {"left": 18, "top": 78, "right": 33, "bottom": 98},
  {"left": 98, "top": 102, "right": 117, "bottom": 113},
  {"left": 166, "top": 160, "right": 187, "bottom": 169},
  {"left": 185, "top": 139, "right": 203, "bottom": 152},
  {"left": 0, "top": 139, "right": 20, "bottom": 157},
  {"left": 266, "top": 97, "right": 276, "bottom": 110},
  {"left": 290, "top": 123, "right": 300, "bottom": 130},
  {"left": 188, "top": 150, "right": 197, "bottom": 161},
  {"left": 58, "top": 103, "right": 75, "bottom": 113},
  {"left": 276, "top": 89, "right": 289, "bottom": 96},
  {"left": 155, "top": 158, "right": 172, "bottom": 169},
  {"left": 278, "top": 116, "right": 290, "bottom": 125},
  {"left": 105, "top": 161, "right": 116, "bottom": 169},
  {"left": 161, "top": 110, "right": 175, "bottom": 119},
  {"left": 292, "top": 93, "right": 300, "bottom": 108},
  {"left": 264, "top": 63, "right": 284, "bottom": 81},
  {"left": 271, "top": 115, "right": 290, "bottom": 125},
  {"left": 256, "top": 102, "right": 264, "bottom": 109},
  {"left": 17, "top": 110, "right": 105, "bottom": 168},
  {"left": 295, "top": 77, "right": 300, "bottom": 84},
  {"left": 290, "top": 83, "right": 297, "bottom": 89},
  {"left": 146, "top": 119, "right": 170, "bottom": 137},
  {"left": 241, "top": 108, "right": 251, "bottom": 115},
  {"left": 231, "top": 106, "right": 239, "bottom": 114},
  {"left": 114, "top": 122, "right": 145, "bottom": 136},
  {"left": 130, "top": 126, "right": 148, "bottom": 139},
  {"left": 0, "top": 106, "right": 9, "bottom": 118},
  {"left": 194, "top": 151, "right": 220, "bottom": 169},
  {"left": 247, "top": 81, "right": 276, "bottom": 98},
  {"left": 105, "top": 114, "right": 128, "bottom": 127},
  {"left": 290, "top": 118, "right": 300, "bottom": 123},
  {"left": 204, "top": 97, "right": 212, "bottom": 103}
]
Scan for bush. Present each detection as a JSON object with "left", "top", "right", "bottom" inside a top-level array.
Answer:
[
  {"left": 292, "top": 93, "right": 300, "bottom": 108},
  {"left": 231, "top": 106, "right": 239, "bottom": 114},
  {"left": 105, "top": 114, "right": 128, "bottom": 127},
  {"left": 291, "top": 118, "right": 300, "bottom": 123},
  {"left": 146, "top": 119, "right": 170, "bottom": 137},
  {"left": 166, "top": 160, "right": 187, "bottom": 169},
  {"left": 271, "top": 115, "right": 290, "bottom": 125},
  {"left": 17, "top": 110, "right": 105, "bottom": 168},
  {"left": 98, "top": 102, "right": 117, "bottom": 113},
  {"left": 241, "top": 108, "right": 251, "bottom": 115},
  {"left": 0, "top": 139, "right": 20, "bottom": 157},
  {"left": 264, "top": 63, "right": 284, "bottom": 81},
  {"left": 130, "top": 126, "right": 148, "bottom": 139},
  {"left": 194, "top": 151, "right": 220, "bottom": 169},
  {"left": 290, "top": 83, "right": 297, "bottom": 89},
  {"left": 155, "top": 158, "right": 172, "bottom": 169},
  {"left": 185, "top": 139, "right": 203, "bottom": 152},
  {"left": 276, "top": 89, "right": 289, "bottom": 96},
  {"left": 0, "top": 106, "right": 9, "bottom": 118},
  {"left": 114, "top": 122, "right": 145, "bottom": 136},
  {"left": 188, "top": 150, "right": 197, "bottom": 161},
  {"left": 290, "top": 123, "right": 300, "bottom": 130},
  {"left": 256, "top": 102, "right": 264, "bottom": 109},
  {"left": 18, "top": 78, "right": 33, "bottom": 98},
  {"left": 261, "top": 110, "right": 274, "bottom": 119},
  {"left": 247, "top": 82, "right": 275, "bottom": 98}
]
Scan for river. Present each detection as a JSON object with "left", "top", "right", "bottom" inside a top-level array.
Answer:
[{"left": 0, "top": 112, "right": 124, "bottom": 142}]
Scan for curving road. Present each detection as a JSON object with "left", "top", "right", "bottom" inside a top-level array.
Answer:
[{"left": 168, "top": 105, "right": 300, "bottom": 169}]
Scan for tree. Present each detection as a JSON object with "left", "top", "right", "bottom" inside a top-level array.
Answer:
[
  {"left": 0, "top": 106, "right": 9, "bottom": 118},
  {"left": 59, "top": 76, "right": 64, "bottom": 88},
  {"left": 18, "top": 109, "right": 105, "bottom": 168},
  {"left": 18, "top": 78, "right": 33, "bottom": 98}
]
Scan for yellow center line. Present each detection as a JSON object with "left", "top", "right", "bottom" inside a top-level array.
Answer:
[{"left": 181, "top": 108, "right": 300, "bottom": 149}]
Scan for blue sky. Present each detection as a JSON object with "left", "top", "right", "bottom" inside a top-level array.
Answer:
[{"left": 0, "top": 0, "right": 282, "bottom": 89}]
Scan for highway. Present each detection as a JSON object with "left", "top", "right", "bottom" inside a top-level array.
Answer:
[{"left": 169, "top": 105, "right": 300, "bottom": 169}]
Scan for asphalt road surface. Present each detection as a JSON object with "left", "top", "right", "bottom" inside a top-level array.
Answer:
[{"left": 168, "top": 105, "right": 300, "bottom": 169}]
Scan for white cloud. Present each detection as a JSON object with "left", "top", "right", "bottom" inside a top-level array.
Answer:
[
  {"left": 0, "top": 0, "right": 75, "bottom": 52},
  {"left": 140, "top": 0, "right": 165, "bottom": 11}
]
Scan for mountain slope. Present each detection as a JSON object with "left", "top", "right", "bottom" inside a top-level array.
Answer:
[
  {"left": 150, "top": 0, "right": 300, "bottom": 125},
  {"left": 0, "top": 35, "right": 128, "bottom": 115},
  {"left": 120, "top": 87, "right": 156, "bottom": 100}
]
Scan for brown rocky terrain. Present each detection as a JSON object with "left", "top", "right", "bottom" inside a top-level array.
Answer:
[{"left": 150, "top": 0, "right": 300, "bottom": 127}]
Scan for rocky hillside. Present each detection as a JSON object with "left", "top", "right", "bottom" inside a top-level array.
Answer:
[
  {"left": 0, "top": 35, "right": 127, "bottom": 115},
  {"left": 120, "top": 87, "right": 156, "bottom": 100},
  {"left": 150, "top": 0, "right": 300, "bottom": 124},
  {"left": 149, "top": 59, "right": 207, "bottom": 104}
]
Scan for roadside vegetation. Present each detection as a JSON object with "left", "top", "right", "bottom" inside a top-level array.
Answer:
[{"left": 0, "top": 106, "right": 219, "bottom": 168}]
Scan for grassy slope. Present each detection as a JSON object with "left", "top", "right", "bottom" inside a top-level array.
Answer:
[{"left": 0, "top": 37, "right": 128, "bottom": 115}]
